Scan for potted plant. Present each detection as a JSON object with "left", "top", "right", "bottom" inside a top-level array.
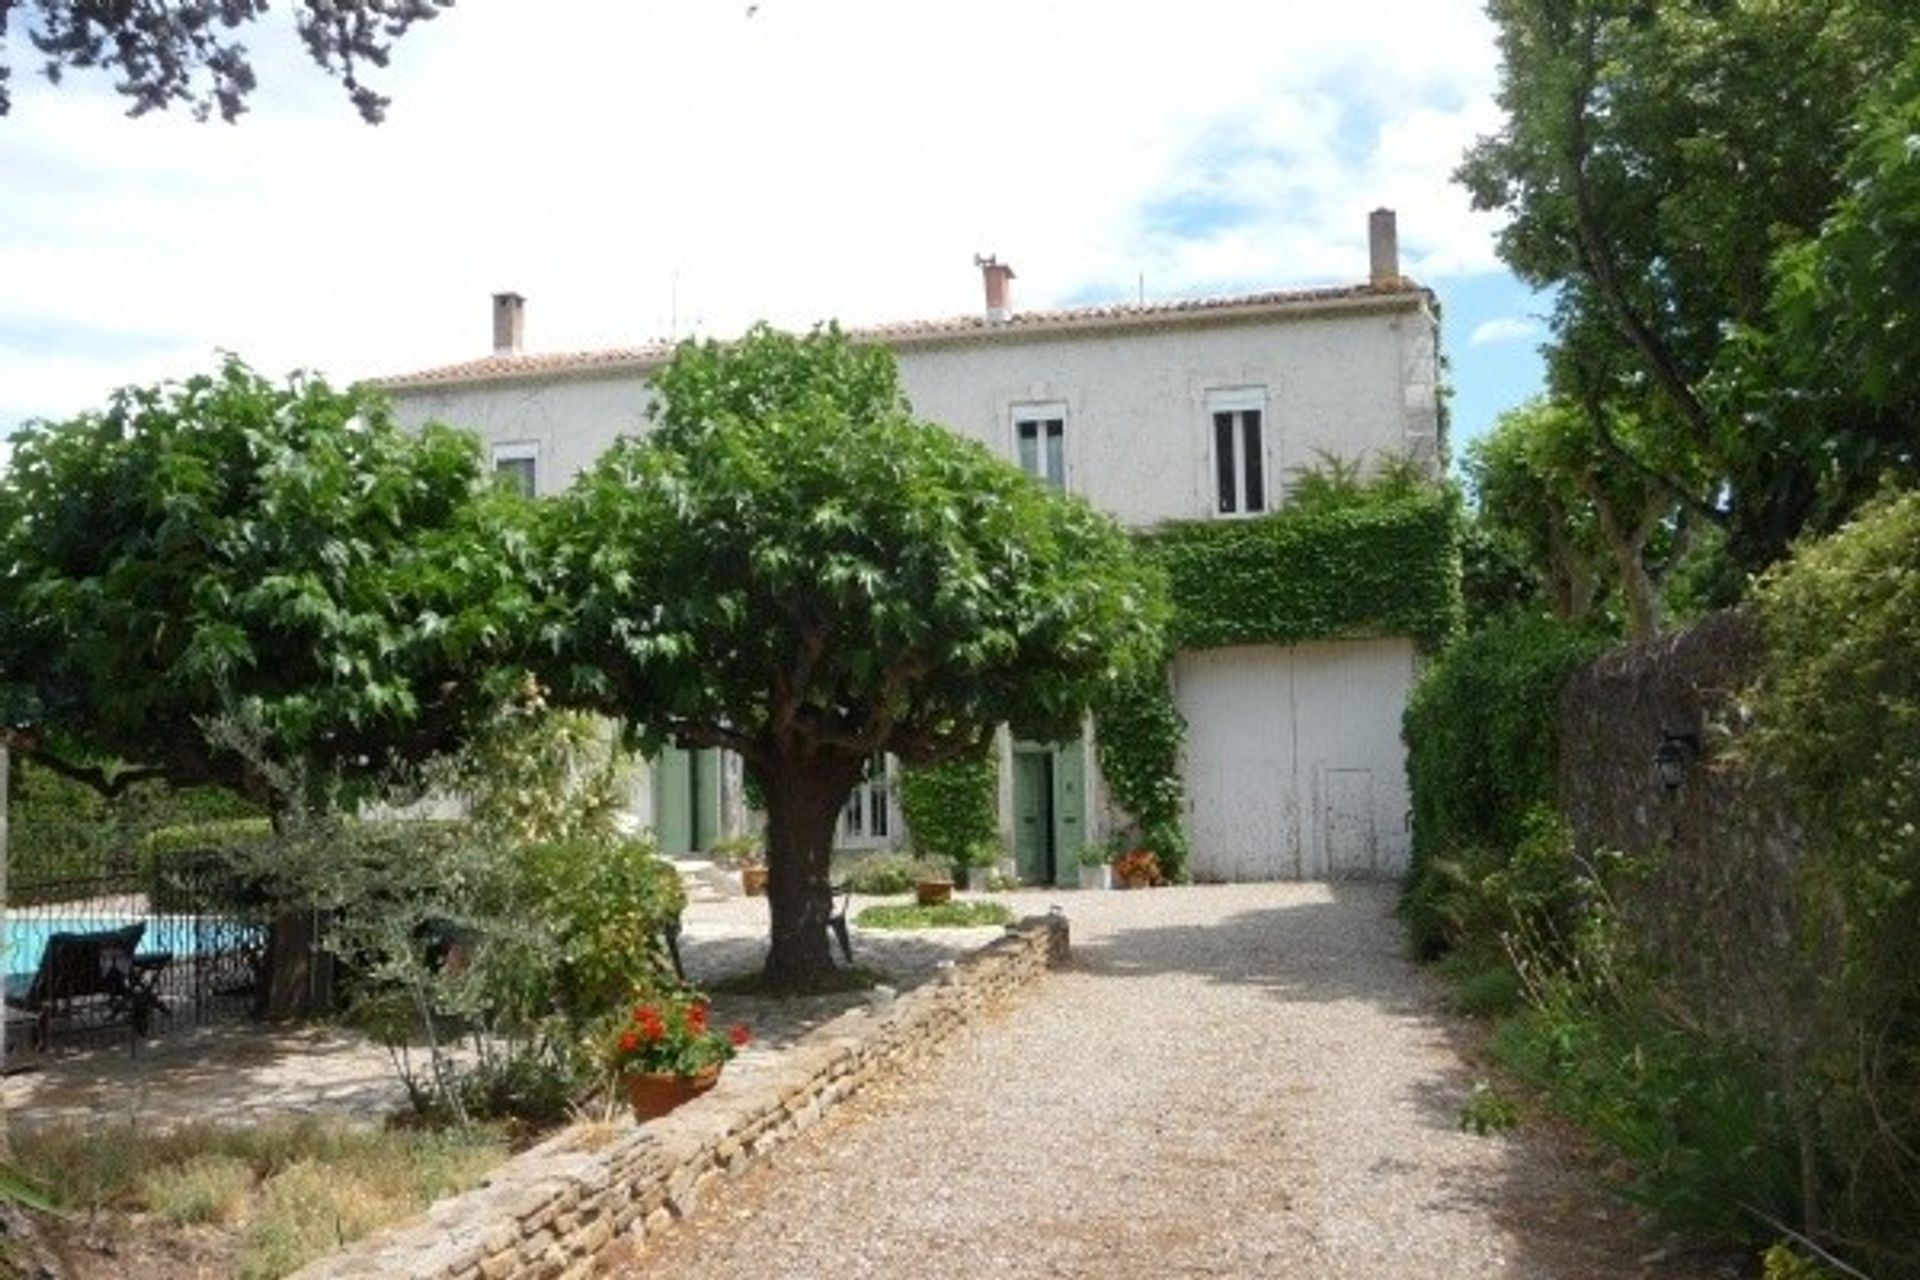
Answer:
[
  {"left": 1111, "top": 847, "right": 1161, "bottom": 890},
  {"left": 912, "top": 856, "right": 955, "bottom": 906},
  {"left": 956, "top": 840, "right": 1003, "bottom": 892},
  {"left": 606, "top": 989, "right": 751, "bottom": 1122},
  {"left": 1076, "top": 844, "right": 1112, "bottom": 891},
  {"left": 708, "top": 834, "right": 768, "bottom": 896}
]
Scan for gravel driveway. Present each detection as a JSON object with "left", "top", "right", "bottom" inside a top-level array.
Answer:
[{"left": 628, "top": 882, "right": 1728, "bottom": 1280}]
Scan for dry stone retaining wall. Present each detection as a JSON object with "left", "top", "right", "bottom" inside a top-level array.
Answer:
[{"left": 294, "top": 913, "right": 1070, "bottom": 1280}]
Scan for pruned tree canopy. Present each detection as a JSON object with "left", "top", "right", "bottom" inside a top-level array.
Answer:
[
  {"left": 539, "top": 324, "right": 1167, "bottom": 988},
  {"left": 0, "top": 0, "right": 453, "bottom": 122},
  {"left": 0, "top": 356, "right": 532, "bottom": 807}
]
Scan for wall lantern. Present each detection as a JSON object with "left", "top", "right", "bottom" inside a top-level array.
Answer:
[{"left": 1653, "top": 731, "right": 1700, "bottom": 792}]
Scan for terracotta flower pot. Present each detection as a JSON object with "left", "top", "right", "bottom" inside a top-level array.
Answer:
[
  {"left": 915, "top": 878, "right": 954, "bottom": 906},
  {"left": 740, "top": 865, "right": 769, "bottom": 896},
  {"left": 622, "top": 1064, "right": 721, "bottom": 1123}
]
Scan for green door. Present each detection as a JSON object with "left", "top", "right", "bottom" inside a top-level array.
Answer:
[
  {"left": 654, "top": 746, "right": 721, "bottom": 856},
  {"left": 691, "top": 748, "right": 721, "bottom": 850},
  {"left": 1012, "top": 749, "right": 1052, "bottom": 884},
  {"left": 1050, "top": 736, "right": 1086, "bottom": 887},
  {"left": 653, "top": 747, "right": 693, "bottom": 856},
  {"left": 1012, "top": 736, "right": 1086, "bottom": 886}
]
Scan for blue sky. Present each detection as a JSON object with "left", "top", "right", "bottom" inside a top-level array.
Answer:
[{"left": 0, "top": 0, "right": 1546, "bottom": 466}]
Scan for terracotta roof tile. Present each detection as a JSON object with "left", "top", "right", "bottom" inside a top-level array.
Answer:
[{"left": 371, "top": 279, "right": 1426, "bottom": 391}]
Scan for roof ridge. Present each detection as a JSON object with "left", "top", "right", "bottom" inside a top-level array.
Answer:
[{"left": 371, "top": 278, "right": 1426, "bottom": 390}]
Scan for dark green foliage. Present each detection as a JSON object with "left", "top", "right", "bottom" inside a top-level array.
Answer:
[
  {"left": 0, "top": 356, "right": 532, "bottom": 807},
  {"left": 1497, "top": 996, "right": 1796, "bottom": 1238},
  {"left": 1744, "top": 489, "right": 1920, "bottom": 1269},
  {"left": 1461, "top": 0, "right": 1920, "bottom": 571},
  {"left": 1143, "top": 479, "right": 1460, "bottom": 654},
  {"left": 1401, "top": 616, "right": 1607, "bottom": 956},
  {"left": 5, "top": 755, "right": 266, "bottom": 903},
  {"left": 838, "top": 852, "right": 918, "bottom": 896},
  {"left": 1458, "top": 517, "right": 1542, "bottom": 630},
  {"left": 1091, "top": 665, "right": 1188, "bottom": 880},
  {"left": 540, "top": 323, "right": 1166, "bottom": 987},
  {"left": 0, "top": 0, "right": 454, "bottom": 122},
  {"left": 898, "top": 753, "right": 998, "bottom": 867}
]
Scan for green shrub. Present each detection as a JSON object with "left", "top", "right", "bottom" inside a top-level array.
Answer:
[
  {"left": 899, "top": 752, "right": 998, "bottom": 866},
  {"left": 140, "top": 819, "right": 276, "bottom": 912},
  {"left": 5, "top": 759, "right": 265, "bottom": 902},
  {"left": 512, "top": 832, "right": 685, "bottom": 1019},
  {"left": 1745, "top": 488, "right": 1920, "bottom": 1269},
  {"left": 839, "top": 852, "right": 918, "bottom": 896},
  {"left": 1497, "top": 991, "right": 1796, "bottom": 1238},
  {"left": 1401, "top": 615, "right": 1607, "bottom": 956}
]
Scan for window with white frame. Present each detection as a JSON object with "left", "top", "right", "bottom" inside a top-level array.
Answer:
[
  {"left": 839, "top": 753, "right": 894, "bottom": 846},
  {"left": 492, "top": 441, "right": 539, "bottom": 498},
  {"left": 1012, "top": 404, "right": 1067, "bottom": 489},
  {"left": 1208, "top": 388, "right": 1267, "bottom": 516}
]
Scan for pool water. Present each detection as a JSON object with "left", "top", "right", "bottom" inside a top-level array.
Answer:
[{"left": 3, "top": 913, "right": 261, "bottom": 981}]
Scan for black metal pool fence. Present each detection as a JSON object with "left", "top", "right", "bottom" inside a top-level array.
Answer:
[{"left": 5, "top": 831, "right": 271, "bottom": 1051}]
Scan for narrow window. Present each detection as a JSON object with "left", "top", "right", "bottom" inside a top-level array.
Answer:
[
  {"left": 1012, "top": 405, "right": 1067, "bottom": 489},
  {"left": 1207, "top": 390, "right": 1267, "bottom": 516},
  {"left": 492, "top": 442, "right": 539, "bottom": 498}
]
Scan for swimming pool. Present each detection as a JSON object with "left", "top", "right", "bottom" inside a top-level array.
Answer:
[{"left": 3, "top": 913, "right": 264, "bottom": 983}]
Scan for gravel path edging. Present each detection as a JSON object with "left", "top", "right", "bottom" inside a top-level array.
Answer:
[{"left": 290, "top": 912, "right": 1069, "bottom": 1280}]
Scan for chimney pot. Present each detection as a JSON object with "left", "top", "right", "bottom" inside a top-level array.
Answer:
[
  {"left": 492, "top": 292, "right": 525, "bottom": 356},
  {"left": 1368, "top": 209, "right": 1399, "bottom": 288},
  {"left": 975, "top": 254, "right": 1015, "bottom": 323}
]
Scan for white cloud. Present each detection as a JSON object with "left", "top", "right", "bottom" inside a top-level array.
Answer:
[
  {"left": 0, "top": 0, "right": 1518, "bottom": 432},
  {"left": 1469, "top": 316, "right": 1545, "bottom": 347}
]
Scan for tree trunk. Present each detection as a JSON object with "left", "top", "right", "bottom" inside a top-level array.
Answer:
[
  {"left": 759, "top": 755, "right": 865, "bottom": 991},
  {"left": 259, "top": 910, "right": 333, "bottom": 1020},
  {"left": 258, "top": 801, "right": 334, "bottom": 1019}
]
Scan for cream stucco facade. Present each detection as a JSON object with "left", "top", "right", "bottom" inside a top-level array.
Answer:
[{"left": 379, "top": 225, "right": 1441, "bottom": 882}]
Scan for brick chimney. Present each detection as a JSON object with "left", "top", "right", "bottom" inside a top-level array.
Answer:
[
  {"left": 974, "top": 254, "right": 1015, "bottom": 323},
  {"left": 1368, "top": 209, "right": 1399, "bottom": 287},
  {"left": 492, "top": 292, "right": 525, "bottom": 356}
]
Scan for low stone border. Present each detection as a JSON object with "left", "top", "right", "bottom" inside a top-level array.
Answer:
[{"left": 294, "top": 912, "right": 1070, "bottom": 1280}]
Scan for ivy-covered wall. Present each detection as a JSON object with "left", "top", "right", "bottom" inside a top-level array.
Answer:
[
  {"left": 1090, "top": 475, "right": 1460, "bottom": 881},
  {"left": 898, "top": 752, "right": 999, "bottom": 867},
  {"left": 1141, "top": 487, "right": 1461, "bottom": 654}
]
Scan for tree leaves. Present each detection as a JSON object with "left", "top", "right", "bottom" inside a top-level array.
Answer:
[{"left": 0, "top": 356, "right": 531, "bottom": 800}]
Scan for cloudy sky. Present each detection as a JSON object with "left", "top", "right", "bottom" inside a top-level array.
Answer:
[{"left": 0, "top": 0, "right": 1547, "bottom": 466}]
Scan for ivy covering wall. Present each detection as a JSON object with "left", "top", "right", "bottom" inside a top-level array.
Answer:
[
  {"left": 1088, "top": 474, "right": 1461, "bottom": 880},
  {"left": 1091, "top": 666, "right": 1189, "bottom": 878},
  {"left": 1142, "top": 485, "right": 1461, "bottom": 654},
  {"left": 898, "top": 752, "right": 999, "bottom": 867}
]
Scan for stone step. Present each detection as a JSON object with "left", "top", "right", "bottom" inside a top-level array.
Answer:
[{"left": 667, "top": 856, "right": 738, "bottom": 902}]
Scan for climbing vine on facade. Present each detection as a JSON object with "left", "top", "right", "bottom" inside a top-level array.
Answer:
[
  {"left": 1143, "top": 479, "right": 1460, "bottom": 654},
  {"left": 899, "top": 751, "right": 999, "bottom": 867},
  {"left": 1091, "top": 664, "right": 1189, "bottom": 879},
  {"left": 1090, "top": 469, "right": 1460, "bottom": 883}
]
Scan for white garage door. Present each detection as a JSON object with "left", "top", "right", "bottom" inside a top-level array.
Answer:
[{"left": 1175, "top": 640, "right": 1415, "bottom": 881}]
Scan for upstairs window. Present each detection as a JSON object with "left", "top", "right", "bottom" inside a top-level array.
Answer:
[
  {"left": 1013, "top": 404, "right": 1067, "bottom": 489},
  {"left": 1208, "top": 388, "right": 1266, "bottom": 516},
  {"left": 492, "top": 441, "right": 539, "bottom": 498}
]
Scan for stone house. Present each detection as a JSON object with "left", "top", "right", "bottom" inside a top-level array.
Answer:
[{"left": 375, "top": 210, "right": 1443, "bottom": 881}]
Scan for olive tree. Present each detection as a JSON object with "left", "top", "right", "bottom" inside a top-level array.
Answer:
[{"left": 540, "top": 324, "right": 1166, "bottom": 990}]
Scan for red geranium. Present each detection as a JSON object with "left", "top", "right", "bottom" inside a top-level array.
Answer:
[{"left": 605, "top": 988, "right": 747, "bottom": 1078}]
